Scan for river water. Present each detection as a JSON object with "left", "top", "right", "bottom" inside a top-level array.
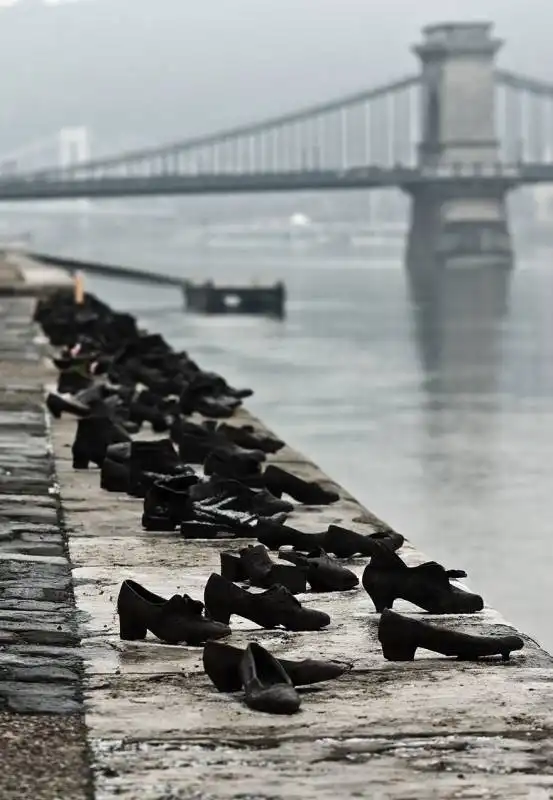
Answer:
[{"left": 35, "top": 224, "right": 553, "bottom": 652}]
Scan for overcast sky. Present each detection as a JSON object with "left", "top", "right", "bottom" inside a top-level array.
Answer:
[{"left": 0, "top": 0, "right": 552, "bottom": 157}]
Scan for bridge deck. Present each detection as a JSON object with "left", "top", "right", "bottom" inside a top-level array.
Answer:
[{"left": 0, "top": 163, "right": 544, "bottom": 201}]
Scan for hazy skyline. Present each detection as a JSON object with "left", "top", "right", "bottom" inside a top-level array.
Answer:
[{"left": 0, "top": 0, "right": 552, "bottom": 159}]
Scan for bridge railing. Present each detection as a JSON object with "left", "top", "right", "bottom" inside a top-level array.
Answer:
[{"left": 4, "top": 64, "right": 553, "bottom": 187}]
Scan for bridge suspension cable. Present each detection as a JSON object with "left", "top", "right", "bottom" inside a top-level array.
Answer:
[
  {"left": 496, "top": 69, "right": 553, "bottom": 97},
  {"left": 37, "top": 74, "right": 421, "bottom": 174}
]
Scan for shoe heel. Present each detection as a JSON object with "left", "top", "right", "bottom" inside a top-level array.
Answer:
[
  {"left": 72, "top": 454, "right": 89, "bottom": 470},
  {"left": 380, "top": 640, "right": 417, "bottom": 661},
  {"left": 220, "top": 552, "right": 245, "bottom": 582},
  {"left": 362, "top": 571, "right": 396, "bottom": 613},
  {"left": 118, "top": 614, "right": 147, "bottom": 641},
  {"left": 370, "top": 590, "right": 395, "bottom": 613},
  {"left": 204, "top": 592, "right": 232, "bottom": 625},
  {"left": 207, "top": 599, "right": 231, "bottom": 625}
]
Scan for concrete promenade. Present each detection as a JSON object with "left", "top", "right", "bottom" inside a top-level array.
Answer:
[{"left": 2, "top": 257, "right": 553, "bottom": 799}]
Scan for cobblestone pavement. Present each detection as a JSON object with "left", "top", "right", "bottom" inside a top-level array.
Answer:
[{"left": 0, "top": 296, "right": 92, "bottom": 800}]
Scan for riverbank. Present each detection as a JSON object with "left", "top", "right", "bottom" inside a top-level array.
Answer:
[{"left": 2, "top": 258, "right": 553, "bottom": 799}]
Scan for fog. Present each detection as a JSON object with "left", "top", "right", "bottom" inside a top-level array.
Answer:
[{"left": 0, "top": 0, "right": 551, "bottom": 158}]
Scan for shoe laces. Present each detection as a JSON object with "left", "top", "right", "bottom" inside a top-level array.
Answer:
[
  {"left": 412, "top": 561, "right": 467, "bottom": 585},
  {"left": 164, "top": 594, "right": 205, "bottom": 617},
  {"left": 265, "top": 584, "right": 301, "bottom": 607}
]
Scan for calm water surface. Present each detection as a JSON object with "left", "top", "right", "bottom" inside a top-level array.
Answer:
[{"left": 51, "top": 232, "right": 553, "bottom": 652}]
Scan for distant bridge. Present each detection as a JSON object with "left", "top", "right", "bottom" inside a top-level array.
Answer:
[{"left": 4, "top": 23, "right": 553, "bottom": 266}]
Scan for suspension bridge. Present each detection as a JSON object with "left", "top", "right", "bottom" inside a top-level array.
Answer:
[{"left": 3, "top": 22, "right": 553, "bottom": 267}]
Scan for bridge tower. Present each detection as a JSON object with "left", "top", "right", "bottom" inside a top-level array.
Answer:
[
  {"left": 58, "top": 127, "right": 91, "bottom": 215},
  {"left": 407, "top": 22, "right": 513, "bottom": 270}
]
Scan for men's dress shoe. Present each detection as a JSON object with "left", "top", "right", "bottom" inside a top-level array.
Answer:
[
  {"left": 378, "top": 609, "right": 524, "bottom": 662},
  {"left": 256, "top": 520, "right": 331, "bottom": 552},
  {"left": 204, "top": 448, "right": 265, "bottom": 483},
  {"left": 263, "top": 465, "right": 339, "bottom": 505},
  {"left": 202, "top": 640, "right": 351, "bottom": 693},
  {"left": 362, "top": 545, "right": 483, "bottom": 614},
  {"left": 72, "top": 415, "right": 131, "bottom": 469},
  {"left": 239, "top": 642, "right": 301, "bottom": 715},
  {"left": 117, "top": 579, "right": 231, "bottom": 646},
  {"left": 323, "top": 526, "right": 404, "bottom": 559},
  {"left": 179, "top": 505, "right": 273, "bottom": 540},
  {"left": 279, "top": 548, "right": 359, "bottom": 592},
  {"left": 256, "top": 519, "right": 404, "bottom": 559},
  {"left": 189, "top": 477, "right": 293, "bottom": 517},
  {"left": 204, "top": 573, "right": 330, "bottom": 631},
  {"left": 217, "top": 423, "right": 285, "bottom": 454},
  {"left": 220, "top": 545, "right": 307, "bottom": 594}
]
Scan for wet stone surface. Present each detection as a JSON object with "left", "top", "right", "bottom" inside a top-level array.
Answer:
[{"left": 0, "top": 294, "right": 90, "bottom": 799}]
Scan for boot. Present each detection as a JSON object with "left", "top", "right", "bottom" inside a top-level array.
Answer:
[
  {"left": 220, "top": 545, "right": 307, "bottom": 593},
  {"left": 142, "top": 473, "right": 199, "bottom": 531},
  {"left": 100, "top": 456, "right": 131, "bottom": 493},
  {"left": 217, "top": 423, "right": 285, "bottom": 454},
  {"left": 72, "top": 415, "right": 131, "bottom": 469},
  {"left": 203, "top": 640, "right": 350, "bottom": 693},
  {"left": 117, "top": 579, "right": 231, "bottom": 646},
  {"left": 128, "top": 439, "right": 191, "bottom": 498},
  {"left": 279, "top": 547, "right": 359, "bottom": 592},
  {"left": 239, "top": 642, "right": 300, "bottom": 715},
  {"left": 204, "top": 573, "right": 330, "bottom": 631},
  {"left": 204, "top": 448, "right": 265, "bottom": 483},
  {"left": 378, "top": 609, "right": 524, "bottom": 662},
  {"left": 362, "top": 545, "right": 483, "bottom": 614},
  {"left": 101, "top": 441, "right": 132, "bottom": 491},
  {"left": 263, "top": 465, "right": 339, "bottom": 505}
]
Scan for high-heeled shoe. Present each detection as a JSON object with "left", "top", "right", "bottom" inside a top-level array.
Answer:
[
  {"left": 362, "top": 544, "right": 483, "bottom": 614},
  {"left": 117, "top": 579, "right": 231, "bottom": 646},
  {"left": 204, "top": 573, "right": 330, "bottom": 631},
  {"left": 378, "top": 609, "right": 524, "bottom": 661}
]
